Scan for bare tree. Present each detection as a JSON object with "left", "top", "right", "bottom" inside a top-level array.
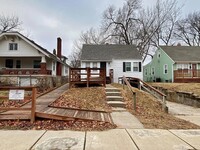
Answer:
[
  {"left": 69, "top": 28, "right": 106, "bottom": 67},
  {"left": 0, "top": 14, "right": 22, "bottom": 33},
  {"left": 101, "top": 0, "right": 141, "bottom": 45},
  {"left": 101, "top": 0, "right": 181, "bottom": 61},
  {"left": 175, "top": 11, "right": 200, "bottom": 46}
]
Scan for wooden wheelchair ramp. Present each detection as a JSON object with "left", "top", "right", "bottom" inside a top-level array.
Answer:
[
  {"left": 0, "top": 84, "right": 113, "bottom": 124},
  {"left": 36, "top": 107, "right": 113, "bottom": 123}
]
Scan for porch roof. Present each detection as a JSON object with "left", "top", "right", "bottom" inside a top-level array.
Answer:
[{"left": 160, "top": 46, "right": 200, "bottom": 62}]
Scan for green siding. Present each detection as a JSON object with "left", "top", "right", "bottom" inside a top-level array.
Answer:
[{"left": 143, "top": 47, "right": 174, "bottom": 82}]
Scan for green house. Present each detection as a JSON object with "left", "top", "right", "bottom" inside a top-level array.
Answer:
[{"left": 143, "top": 46, "right": 200, "bottom": 83}]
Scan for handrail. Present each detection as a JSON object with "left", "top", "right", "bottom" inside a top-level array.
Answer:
[
  {"left": 122, "top": 76, "right": 137, "bottom": 111},
  {"left": 119, "top": 76, "right": 167, "bottom": 112}
]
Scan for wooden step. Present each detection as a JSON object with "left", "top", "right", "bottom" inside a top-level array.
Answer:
[{"left": 106, "top": 96, "right": 123, "bottom": 101}]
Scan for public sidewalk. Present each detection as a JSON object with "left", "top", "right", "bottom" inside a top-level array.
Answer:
[
  {"left": 0, "top": 129, "right": 199, "bottom": 150},
  {"left": 167, "top": 101, "right": 200, "bottom": 126}
]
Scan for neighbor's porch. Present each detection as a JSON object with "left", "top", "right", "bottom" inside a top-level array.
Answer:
[
  {"left": 174, "top": 69, "right": 200, "bottom": 82},
  {"left": 0, "top": 57, "right": 52, "bottom": 75}
]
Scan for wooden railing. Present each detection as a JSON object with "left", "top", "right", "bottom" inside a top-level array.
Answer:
[
  {"left": 119, "top": 76, "right": 167, "bottom": 112},
  {"left": 174, "top": 69, "right": 200, "bottom": 79},
  {"left": 69, "top": 68, "right": 106, "bottom": 87},
  {"left": 0, "top": 86, "right": 36, "bottom": 123},
  {"left": 122, "top": 76, "right": 137, "bottom": 111},
  {"left": 0, "top": 68, "right": 52, "bottom": 75}
]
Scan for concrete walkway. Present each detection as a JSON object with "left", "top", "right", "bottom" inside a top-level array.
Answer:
[
  {"left": 0, "top": 129, "right": 199, "bottom": 150},
  {"left": 167, "top": 101, "right": 200, "bottom": 126}
]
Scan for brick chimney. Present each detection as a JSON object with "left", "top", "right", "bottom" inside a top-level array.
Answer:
[{"left": 56, "top": 37, "right": 62, "bottom": 76}]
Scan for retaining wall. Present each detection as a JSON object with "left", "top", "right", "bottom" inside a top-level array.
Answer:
[{"left": 154, "top": 86, "right": 200, "bottom": 108}]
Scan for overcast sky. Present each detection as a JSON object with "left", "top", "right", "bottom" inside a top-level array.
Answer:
[{"left": 0, "top": 0, "right": 200, "bottom": 57}]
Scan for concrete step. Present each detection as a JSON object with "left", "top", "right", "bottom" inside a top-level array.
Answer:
[
  {"left": 111, "top": 107, "right": 127, "bottom": 112},
  {"left": 106, "top": 92, "right": 121, "bottom": 96},
  {"left": 105, "top": 88, "right": 120, "bottom": 92},
  {"left": 107, "top": 101, "right": 126, "bottom": 108},
  {"left": 106, "top": 96, "right": 123, "bottom": 101}
]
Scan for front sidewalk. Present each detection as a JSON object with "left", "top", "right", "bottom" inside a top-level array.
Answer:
[{"left": 0, "top": 129, "right": 199, "bottom": 150}]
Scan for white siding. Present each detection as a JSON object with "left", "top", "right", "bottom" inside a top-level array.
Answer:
[
  {"left": 0, "top": 37, "right": 45, "bottom": 57},
  {"left": 81, "top": 59, "right": 143, "bottom": 83},
  {"left": 111, "top": 59, "right": 143, "bottom": 83}
]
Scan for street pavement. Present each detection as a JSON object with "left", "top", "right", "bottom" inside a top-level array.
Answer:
[{"left": 0, "top": 129, "right": 199, "bottom": 150}]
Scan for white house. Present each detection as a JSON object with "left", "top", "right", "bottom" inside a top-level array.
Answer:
[
  {"left": 0, "top": 32, "right": 70, "bottom": 86},
  {"left": 0, "top": 31, "right": 69, "bottom": 77},
  {"left": 80, "top": 44, "right": 143, "bottom": 83}
]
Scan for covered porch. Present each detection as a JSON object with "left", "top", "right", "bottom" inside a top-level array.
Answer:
[
  {"left": 174, "top": 69, "right": 200, "bottom": 82},
  {"left": 0, "top": 56, "right": 52, "bottom": 75}
]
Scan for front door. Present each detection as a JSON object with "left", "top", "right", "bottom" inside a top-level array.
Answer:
[
  {"left": 100, "top": 62, "right": 107, "bottom": 76},
  {"left": 192, "top": 64, "right": 197, "bottom": 77}
]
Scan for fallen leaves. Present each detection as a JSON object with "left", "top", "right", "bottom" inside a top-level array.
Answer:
[
  {"left": 50, "top": 87, "right": 112, "bottom": 112},
  {"left": 0, "top": 119, "right": 116, "bottom": 131},
  {"left": 111, "top": 83, "right": 200, "bottom": 129}
]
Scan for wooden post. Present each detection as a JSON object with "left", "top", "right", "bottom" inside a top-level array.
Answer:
[
  {"left": 87, "top": 68, "right": 89, "bottom": 87},
  {"left": 69, "top": 68, "right": 71, "bottom": 88},
  {"left": 30, "top": 87, "right": 36, "bottom": 123}
]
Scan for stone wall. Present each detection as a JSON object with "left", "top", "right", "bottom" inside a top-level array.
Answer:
[
  {"left": 154, "top": 86, "right": 200, "bottom": 108},
  {"left": 0, "top": 75, "right": 68, "bottom": 91}
]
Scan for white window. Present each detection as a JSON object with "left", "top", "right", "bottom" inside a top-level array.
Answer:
[
  {"left": 93, "top": 62, "right": 97, "bottom": 68},
  {"left": 133, "top": 62, "right": 139, "bottom": 72},
  {"left": 9, "top": 43, "right": 18, "bottom": 50},
  {"left": 86, "top": 62, "right": 90, "bottom": 68},
  {"left": 151, "top": 67, "right": 155, "bottom": 75},
  {"left": 125, "top": 62, "right": 131, "bottom": 71},
  {"left": 164, "top": 64, "right": 168, "bottom": 74},
  {"left": 177, "top": 64, "right": 182, "bottom": 70}
]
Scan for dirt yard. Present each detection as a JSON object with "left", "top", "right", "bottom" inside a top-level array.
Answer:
[
  {"left": 112, "top": 83, "right": 200, "bottom": 129},
  {"left": 150, "top": 83, "right": 200, "bottom": 96}
]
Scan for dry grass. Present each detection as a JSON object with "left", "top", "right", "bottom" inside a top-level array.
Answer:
[
  {"left": 150, "top": 83, "right": 200, "bottom": 96},
  {"left": 51, "top": 87, "right": 112, "bottom": 112},
  {"left": 112, "top": 83, "right": 200, "bottom": 129}
]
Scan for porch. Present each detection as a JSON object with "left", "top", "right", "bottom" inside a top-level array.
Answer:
[
  {"left": 174, "top": 69, "right": 200, "bottom": 82},
  {"left": 69, "top": 68, "right": 106, "bottom": 88},
  {"left": 0, "top": 68, "right": 52, "bottom": 75}
]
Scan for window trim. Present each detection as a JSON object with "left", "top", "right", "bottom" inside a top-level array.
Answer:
[
  {"left": 133, "top": 62, "right": 139, "bottom": 72},
  {"left": 151, "top": 67, "right": 155, "bottom": 75},
  {"left": 85, "top": 62, "right": 90, "bottom": 68},
  {"left": 163, "top": 64, "right": 168, "bottom": 74},
  {"left": 125, "top": 62, "right": 131, "bottom": 72}
]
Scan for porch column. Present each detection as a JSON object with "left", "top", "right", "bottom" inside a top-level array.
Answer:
[{"left": 40, "top": 56, "right": 47, "bottom": 74}]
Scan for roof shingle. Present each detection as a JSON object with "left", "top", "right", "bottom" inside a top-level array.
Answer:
[
  {"left": 160, "top": 46, "right": 200, "bottom": 62},
  {"left": 81, "top": 44, "right": 142, "bottom": 61}
]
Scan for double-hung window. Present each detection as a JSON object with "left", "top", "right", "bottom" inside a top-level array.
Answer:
[
  {"left": 9, "top": 43, "right": 18, "bottom": 50},
  {"left": 125, "top": 62, "right": 131, "bottom": 72},
  {"left": 133, "top": 62, "right": 139, "bottom": 72},
  {"left": 164, "top": 64, "right": 168, "bottom": 74}
]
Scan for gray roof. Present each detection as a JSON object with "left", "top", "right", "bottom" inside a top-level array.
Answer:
[
  {"left": 160, "top": 46, "right": 200, "bottom": 62},
  {"left": 81, "top": 44, "right": 142, "bottom": 61}
]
